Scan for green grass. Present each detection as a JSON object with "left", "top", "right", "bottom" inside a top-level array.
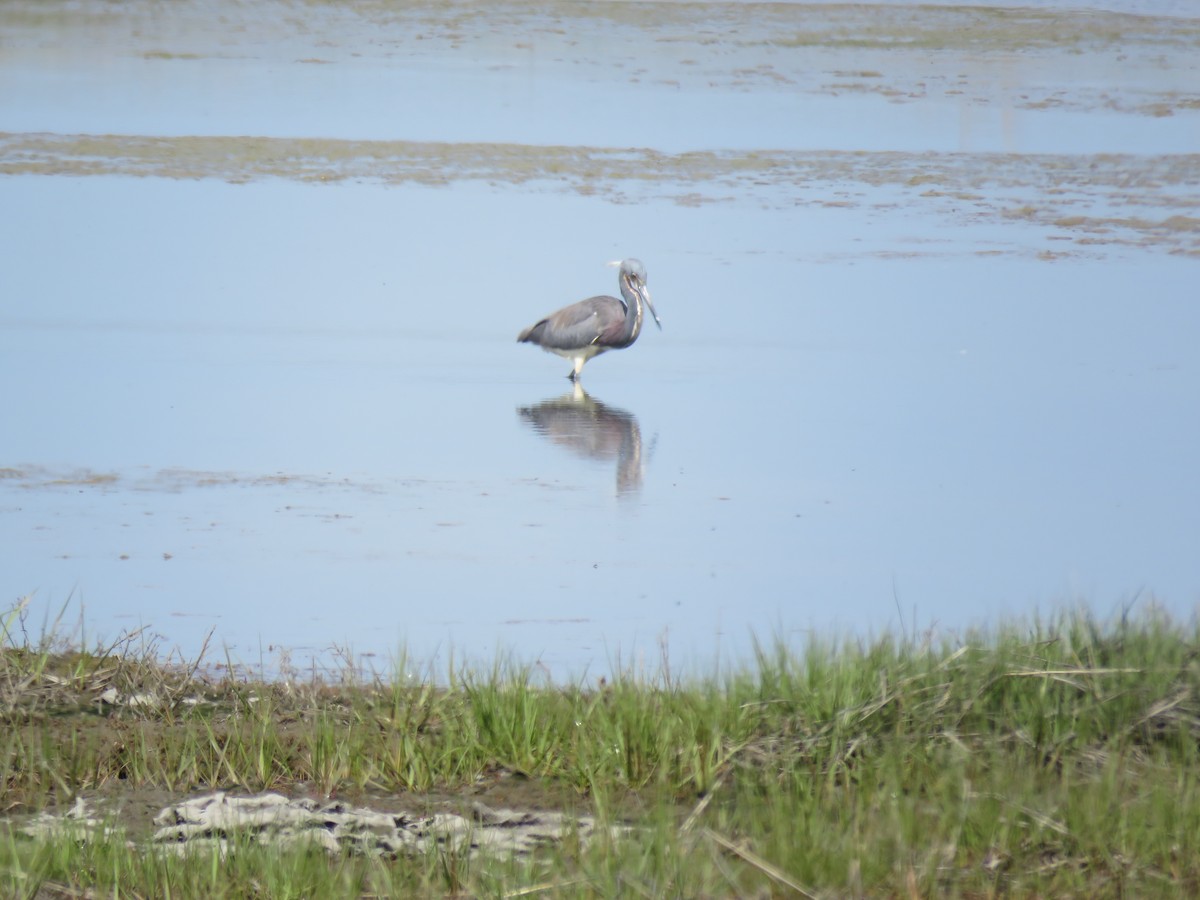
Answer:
[{"left": 2, "top": 599, "right": 1200, "bottom": 896}]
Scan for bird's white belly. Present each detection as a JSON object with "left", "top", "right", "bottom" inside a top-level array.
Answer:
[{"left": 544, "top": 343, "right": 608, "bottom": 363}]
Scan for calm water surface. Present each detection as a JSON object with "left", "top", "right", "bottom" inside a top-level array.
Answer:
[{"left": 2, "top": 0, "right": 1198, "bottom": 678}]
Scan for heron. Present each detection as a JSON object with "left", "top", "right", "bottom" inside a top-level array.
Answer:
[{"left": 517, "top": 258, "right": 661, "bottom": 381}]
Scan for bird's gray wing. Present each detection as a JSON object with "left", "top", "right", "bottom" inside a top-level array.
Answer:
[{"left": 519, "top": 296, "right": 622, "bottom": 350}]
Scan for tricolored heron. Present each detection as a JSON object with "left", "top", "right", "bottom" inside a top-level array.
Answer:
[{"left": 517, "top": 258, "right": 661, "bottom": 381}]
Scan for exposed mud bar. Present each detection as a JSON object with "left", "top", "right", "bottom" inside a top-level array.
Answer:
[
  {"left": 2, "top": 132, "right": 1199, "bottom": 256},
  {"left": 24, "top": 791, "right": 631, "bottom": 858}
]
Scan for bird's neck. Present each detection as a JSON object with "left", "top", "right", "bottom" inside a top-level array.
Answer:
[{"left": 623, "top": 282, "right": 644, "bottom": 341}]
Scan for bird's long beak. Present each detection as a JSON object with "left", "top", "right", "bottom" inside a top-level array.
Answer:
[{"left": 639, "top": 284, "right": 662, "bottom": 330}]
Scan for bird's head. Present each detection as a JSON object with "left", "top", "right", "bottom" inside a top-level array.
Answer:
[{"left": 608, "top": 258, "right": 661, "bottom": 330}]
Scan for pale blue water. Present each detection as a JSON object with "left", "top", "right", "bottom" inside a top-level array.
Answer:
[{"left": 2, "top": 0, "right": 1198, "bottom": 679}]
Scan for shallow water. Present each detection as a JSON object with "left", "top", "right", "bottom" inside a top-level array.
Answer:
[{"left": 2, "top": 0, "right": 1198, "bottom": 678}]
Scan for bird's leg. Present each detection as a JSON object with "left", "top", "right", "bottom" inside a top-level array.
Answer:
[{"left": 566, "top": 370, "right": 577, "bottom": 381}]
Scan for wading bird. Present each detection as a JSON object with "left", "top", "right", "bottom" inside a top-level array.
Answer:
[{"left": 517, "top": 258, "right": 661, "bottom": 381}]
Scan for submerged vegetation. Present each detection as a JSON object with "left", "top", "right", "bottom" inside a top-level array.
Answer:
[{"left": 2, "top": 598, "right": 1200, "bottom": 897}]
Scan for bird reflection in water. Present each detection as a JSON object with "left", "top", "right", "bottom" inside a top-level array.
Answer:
[{"left": 518, "top": 383, "right": 650, "bottom": 495}]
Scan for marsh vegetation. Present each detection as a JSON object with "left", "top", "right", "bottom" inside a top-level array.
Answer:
[{"left": 3, "top": 600, "right": 1199, "bottom": 897}]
